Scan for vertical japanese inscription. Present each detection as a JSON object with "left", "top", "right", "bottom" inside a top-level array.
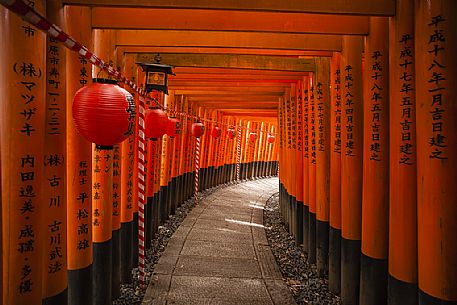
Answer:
[
  {"left": 426, "top": 15, "right": 447, "bottom": 160},
  {"left": 334, "top": 69, "right": 342, "bottom": 154},
  {"left": 344, "top": 65, "right": 355, "bottom": 157},
  {"left": 369, "top": 51, "right": 384, "bottom": 161}
]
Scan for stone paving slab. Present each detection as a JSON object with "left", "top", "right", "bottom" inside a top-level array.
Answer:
[{"left": 142, "top": 178, "right": 296, "bottom": 305}]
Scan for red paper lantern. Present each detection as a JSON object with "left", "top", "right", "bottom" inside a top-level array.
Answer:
[
  {"left": 145, "top": 108, "right": 169, "bottom": 139},
  {"left": 72, "top": 80, "right": 136, "bottom": 149},
  {"left": 268, "top": 134, "right": 276, "bottom": 143},
  {"left": 211, "top": 126, "right": 221, "bottom": 138},
  {"left": 249, "top": 132, "right": 258, "bottom": 142},
  {"left": 226, "top": 128, "right": 236, "bottom": 139},
  {"left": 167, "top": 117, "right": 181, "bottom": 137},
  {"left": 191, "top": 122, "right": 205, "bottom": 137}
]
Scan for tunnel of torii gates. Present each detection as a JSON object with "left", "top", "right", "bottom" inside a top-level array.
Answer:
[{"left": 0, "top": 0, "right": 456, "bottom": 305}]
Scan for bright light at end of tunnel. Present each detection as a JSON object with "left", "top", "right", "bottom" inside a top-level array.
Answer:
[{"left": 225, "top": 218, "right": 265, "bottom": 228}]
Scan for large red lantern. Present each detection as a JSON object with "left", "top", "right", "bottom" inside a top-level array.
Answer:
[
  {"left": 249, "top": 132, "right": 258, "bottom": 142},
  {"left": 267, "top": 134, "right": 276, "bottom": 143},
  {"left": 211, "top": 126, "right": 221, "bottom": 138},
  {"left": 167, "top": 117, "right": 181, "bottom": 137},
  {"left": 72, "top": 79, "right": 136, "bottom": 149},
  {"left": 145, "top": 108, "right": 169, "bottom": 139},
  {"left": 226, "top": 128, "right": 236, "bottom": 139},
  {"left": 191, "top": 122, "right": 205, "bottom": 138}
]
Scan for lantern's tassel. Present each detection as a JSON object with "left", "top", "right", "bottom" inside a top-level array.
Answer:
[
  {"left": 236, "top": 126, "right": 242, "bottom": 181},
  {"left": 137, "top": 97, "right": 147, "bottom": 289},
  {"left": 194, "top": 136, "right": 201, "bottom": 204}
]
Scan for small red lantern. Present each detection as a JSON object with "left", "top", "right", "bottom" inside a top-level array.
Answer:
[
  {"left": 211, "top": 126, "right": 221, "bottom": 138},
  {"left": 72, "top": 79, "right": 136, "bottom": 149},
  {"left": 191, "top": 122, "right": 205, "bottom": 137},
  {"left": 145, "top": 108, "right": 169, "bottom": 139},
  {"left": 268, "top": 134, "right": 275, "bottom": 143},
  {"left": 249, "top": 132, "right": 258, "bottom": 142},
  {"left": 167, "top": 117, "right": 181, "bottom": 137},
  {"left": 226, "top": 128, "right": 236, "bottom": 139}
]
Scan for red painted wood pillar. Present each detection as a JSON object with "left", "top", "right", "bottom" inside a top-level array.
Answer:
[
  {"left": 329, "top": 52, "right": 342, "bottom": 294},
  {"left": 1, "top": 2, "right": 46, "bottom": 304},
  {"left": 315, "top": 57, "right": 331, "bottom": 277},
  {"left": 389, "top": 2, "right": 418, "bottom": 304},
  {"left": 360, "top": 16, "right": 390, "bottom": 305},
  {"left": 308, "top": 76, "right": 317, "bottom": 264},
  {"left": 415, "top": 1, "right": 457, "bottom": 304},
  {"left": 302, "top": 77, "right": 310, "bottom": 254},
  {"left": 340, "top": 35, "right": 363, "bottom": 305},
  {"left": 64, "top": 6, "right": 93, "bottom": 305}
]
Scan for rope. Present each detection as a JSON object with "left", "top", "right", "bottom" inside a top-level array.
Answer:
[
  {"left": 194, "top": 137, "right": 201, "bottom": 204},
  {"left": 236, "top": 126, "right": 242, "bottom": 181},
  {"left": 137, "top": 97, "right": 147, "bottom": 288}
]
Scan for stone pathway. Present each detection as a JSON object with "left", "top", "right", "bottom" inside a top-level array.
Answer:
[{"left": 142, "top": 178, "right": 296, "bottom": 305}]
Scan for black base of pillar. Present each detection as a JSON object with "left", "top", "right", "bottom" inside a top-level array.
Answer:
[
  {"left": 308, "top": 212, "right": 317, "bottom": 264},
  {"left": 43, "top": 288, "right": 68, "bottom": 305},
  {"left": 360, "top": 253, "right": 388, "bottom": 305},
  {"left": 317, "top": 219, "right": 330, "bottom": 277},
  {"left": 159, "top": 186, "right": 168, "bottom": 224},
  {"left": 145, "top": 197, "right": 153, "bottom": 249},
  {"left": 68, "top": 264, "right": 92, "bottom": 305},
  {"left": 388, "top": 274, "right": 418, "bottom": 305},
  {"left": 112, "top": 228, "right": 121, "bottom": 299},
  {"left": 132, "top": 212, "right": 139, "bottom": 268},
  {"left": 329, "top": 226, "right": 341, "bottom": 295},
  {"left": 303, "top": 204, "right": 309, "bottom": 254},
  {"left": 93, "top": 239, "right": 113, "bottom": 305},
  {"left": 120, "top": 221, "right": 133, "bottom": 284},
  {"left": 296, "top": 201, "right": 304, "bottom": 245},
  {"left": 341, "top": 237, "right": 361, "bottom": 305}
]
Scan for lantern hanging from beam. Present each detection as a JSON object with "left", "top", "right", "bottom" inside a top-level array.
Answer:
[
  {"left": 145, "top": 107, "right": 169, "bottom": 139},
  {"left": 72, "top": 78, "right": 136, "bottom": 149},
  {"left": 249, "top": 132, "right": 258, "bottom": 142},
  {"left": 211, "top": 126, "right": 221, "bottom": 138},
  {"left": 267, "top": 134, "right": 275, "bottom": 143},
  {"left": 167, "top": 117, "right": 181, "bottom": 137},
  {"left": 227, "top": 128, "right": 236, "bottom": 139},
  {"left": 137, "top": 54, "right": 174, "bottom": 94},
  {"left": 191, "top": 122, "right": 205, "bottom": 138}
]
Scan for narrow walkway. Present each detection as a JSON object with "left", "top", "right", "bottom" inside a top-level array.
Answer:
[{"left": 142, "top": 178, "right": 296, "bottom": 305}]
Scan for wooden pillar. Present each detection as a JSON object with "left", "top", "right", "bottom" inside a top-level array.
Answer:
[
  {"left": 340, "top": 35, "right": 363, "bottom": 305},
  {"left": 1, "top": 2, "right": 46, "bottom": 304},
  {"left": 315, "top": 57, "right": 331, "bottom": 277},
  {"left": 329, "top": 52, "right": 342, "bottom": 294},
  {"left": 159, "top": 93, "right": 171, "bottom": 222},
  {"left": 388, "top": 1, "right": 418, "bottom": 303},
  {"left": 65, "top": 6, "right": 93, "bottom": 305},
  {"left": 308, "top": 76, "right": 317, "bottom": 264},
  {"left": 302, "top": 77, "right": 310, "bottom": 254},
  {"left": 42, "top": 1, "right": 68, "bottom": 304},
  {"left": 360, "top": 17, "right": 390, "bottom": 305},
  {"left": 119, "top": 55, "right": 135, "bottom": 284},
  {"left": 415, "top": 1, "right": 457, "bottom": 304}
]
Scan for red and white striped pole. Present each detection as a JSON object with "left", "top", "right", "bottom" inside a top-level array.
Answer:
[
  {"left": 236, "top": 125, "right": 242, "bottom": 181},
  {"left": 137, "top": 96, "right": 147, "bottom": 288},
  {"left": 194, "top": 136, "right": 201, "bottom": 204}
]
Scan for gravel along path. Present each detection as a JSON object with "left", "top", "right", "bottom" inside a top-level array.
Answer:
[
  {"left": 263, "top": 192, "right": 341, "bottom": 305},
  {"left": 113, "top": 185, "right": 223, "bottom": 305}
]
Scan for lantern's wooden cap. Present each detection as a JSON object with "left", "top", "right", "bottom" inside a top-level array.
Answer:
[{"left": 136, "top": 62, "right": 175, "bottom": 75}]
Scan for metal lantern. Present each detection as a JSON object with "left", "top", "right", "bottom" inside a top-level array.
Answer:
[
  {"left": 267, "top": 134, "right": 276, "bottom": 143},
  {"left": 72, "top": 78, "right": 136, "bottom": 149},
  {"left": 137, "top": 54, "right": 174, "bottom": 94},
  {"left": 249, "top": 132, "right": 258, "bottom": 142},
  {"left": 226, "top": 128, "right": 236, "bottom": 139},
  {"left": 191, "top": 122, "right": 205, "bottom": 138},
  {"left": 167, "top": 117, "right": 181, "bottom": 137},
  {"left": 145, "top": 108, "right": 168, "bottom": 139},
  {"left": 211, "top": 126, "right": 221, "bottom": 138}
]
